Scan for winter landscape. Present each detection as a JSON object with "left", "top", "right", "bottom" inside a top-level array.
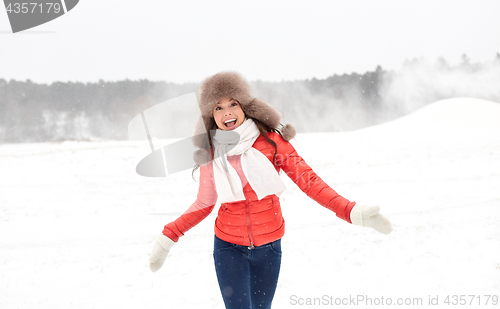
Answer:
[{"left": 1, "top": 97, "right": 499, "bottom": 308}]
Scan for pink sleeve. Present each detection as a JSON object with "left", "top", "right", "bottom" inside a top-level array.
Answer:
[{"left": 162, "top": 163, "right": 218, "bottom": 241}]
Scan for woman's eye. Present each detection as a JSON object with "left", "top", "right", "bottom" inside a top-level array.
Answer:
[
  {"left": 231, "top": 102, "right": 237, "bottom": 106},
  {"left": 215, "top": 106, "right": 221, "bottom": 111}
]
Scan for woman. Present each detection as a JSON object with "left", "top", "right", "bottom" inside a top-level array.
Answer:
[{"left": 149, "top": 71, "right": 392, "bottom": 309}]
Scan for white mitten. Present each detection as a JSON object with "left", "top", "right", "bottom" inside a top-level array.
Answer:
[
  {"left": 149, "top": 234, "right": 175, "bottom": 272},
  {"left": 350, "top": 204, "right": 393, "bottom": 234}
]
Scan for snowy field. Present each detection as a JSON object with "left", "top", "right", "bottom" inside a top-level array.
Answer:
[{"left": 1, "top": 97, "right": 499, "bottom": 308}]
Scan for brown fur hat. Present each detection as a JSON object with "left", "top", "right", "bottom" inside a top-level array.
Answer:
[{"left": 192, "top": 71, "right": 296, "bottom": 151}]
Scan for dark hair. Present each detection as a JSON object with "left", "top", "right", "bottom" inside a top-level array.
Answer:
[{"left": 191, "top": 116, "right": 286, "bottom": 181}]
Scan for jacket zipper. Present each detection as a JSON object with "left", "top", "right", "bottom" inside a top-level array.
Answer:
[{"left": 245, "top": 199, "right": 255, "bottom": 249}]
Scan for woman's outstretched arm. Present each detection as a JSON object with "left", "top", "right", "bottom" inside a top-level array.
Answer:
[
  {"left": 272, "top": 133, "right": 356, "bottom": 223},
  {"left": 150, "top": 162, "right": 218, "bottom": 272},
  {"left": 162, "top": 163, "right": 218, "bottom": 242},
  {"left": 272, "top": 132, "right": 392, "bottom": 234}
]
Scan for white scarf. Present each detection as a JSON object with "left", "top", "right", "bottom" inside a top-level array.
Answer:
[{"left": 212, "top": 118, "right": 287, "bottom": 203}]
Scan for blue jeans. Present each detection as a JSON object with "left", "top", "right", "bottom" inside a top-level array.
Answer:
[{"left": 213, "top": 235, "right": 282, "bottom": 309}]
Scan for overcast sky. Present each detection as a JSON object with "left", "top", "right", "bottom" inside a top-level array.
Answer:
[{"left": 1, "top": 0, "right": 500, "bottom": 84}]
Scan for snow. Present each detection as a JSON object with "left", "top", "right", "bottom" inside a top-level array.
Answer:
[{"left": 1, "top": 97, "right": 499, "bottom": 308}]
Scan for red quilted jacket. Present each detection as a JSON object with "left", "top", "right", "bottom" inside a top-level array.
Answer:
[{"left": 162, "top": 132, "right": 356, "bottom": 247}]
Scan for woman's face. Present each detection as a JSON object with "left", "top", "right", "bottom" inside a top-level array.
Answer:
[{"left": 213, "top": 97, "right": 245, "bottom": 130}]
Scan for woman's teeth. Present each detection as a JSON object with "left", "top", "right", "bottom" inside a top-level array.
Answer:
[{"left": 224, "top": 119, "right": 237, "bottom": 127}]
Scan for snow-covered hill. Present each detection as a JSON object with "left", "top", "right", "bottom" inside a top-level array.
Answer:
[{"left": 1, "top": 98, "right": 499, "bottom": 308}]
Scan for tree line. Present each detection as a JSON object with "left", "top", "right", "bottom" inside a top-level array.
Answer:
[{"left": 1, "top": 54, "right": 499, "bottom": 143}]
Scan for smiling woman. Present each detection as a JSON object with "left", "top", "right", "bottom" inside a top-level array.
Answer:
[{"left": 148, "top": 71, "right": 393, "bottom": 309}]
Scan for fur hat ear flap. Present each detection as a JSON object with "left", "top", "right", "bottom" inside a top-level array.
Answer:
[
  {"left": 191, "top": 115, "right": 209, "bottom": 149},
  {"left": 281, "top": 123, "right": 296, "bottom": 141},
  {"left": 192, "top": 115, "right": 214, "bottom": 165},
  {"left": 243, "top": 97, "right": 296, "bottom": 141},
  {"left": 193, "top": 148, "right": 212, "bottom": 166},
  {"left": 244, "top": 98, "right": 282, "bottom": 128}
]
